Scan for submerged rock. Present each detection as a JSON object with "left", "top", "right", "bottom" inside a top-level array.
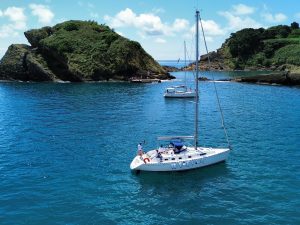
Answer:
[{"left": 0, "top": 20, "right": 171, "bottom": 82}]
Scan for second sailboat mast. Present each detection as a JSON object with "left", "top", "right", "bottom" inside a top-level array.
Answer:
[{"left": 195, "top": 10, "right": 199, "bottom": 150}]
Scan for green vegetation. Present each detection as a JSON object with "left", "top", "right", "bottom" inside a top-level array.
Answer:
[
  {"left": 38, "top": 20, "right": 166, "bottom": 80},
  {"left": 225, "top": 22, "right": 300, "bottom": 71},
  {"left": 291, "top": 22, "right": 299, "bottom": 30},
  {"left": 273, "top": 45, "right": 300, "bottom": 65},
  {"left": 0, "top": 20, "right": 169, "bottom": 81}
]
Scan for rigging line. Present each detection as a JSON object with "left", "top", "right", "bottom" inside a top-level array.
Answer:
[
  {"left": 185, "top": 42, "right": 196, "bottom": 82},
  {"left": 184, "top": 40, "right": 187, "bottom": 87},
  {"left": 199, "top": 12, "right": 231, "bottom": 149},
  {"left": 187, "top": 38, "right": 197, "bottom": 82}
]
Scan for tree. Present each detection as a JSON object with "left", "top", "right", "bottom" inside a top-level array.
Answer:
[
  {"left": 262, "top": 25, "right": 291, "bottom": 39},
  {"left": 291, "top": 22, "right": 299, "bottom": 29},
  {"left": 228, "top": 28, "right": 263, "bottom": 59}
]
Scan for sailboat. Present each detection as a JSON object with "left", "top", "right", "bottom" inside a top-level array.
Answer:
[
  {"left": 130, "top": 10, "right": 230, "bottom": 172},
  {"left": 164, "top": 41, "right": 196, "bottom": 98}
]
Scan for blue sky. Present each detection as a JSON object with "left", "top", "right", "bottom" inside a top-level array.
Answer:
[{"left": 1, "top": 0, "right": 300, "bottom": 59}]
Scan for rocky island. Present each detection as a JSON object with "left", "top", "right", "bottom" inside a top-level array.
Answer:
[
  {"left": 0, "top": 20, "right": 172, "bottom": 82},
  {"left": 185, "top": 22, "right": 300, "bottom": 85}
]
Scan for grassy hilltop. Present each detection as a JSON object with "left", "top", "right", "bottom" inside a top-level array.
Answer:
[{"left": 0, "top": 20, "right": 170, "bottom": 82}]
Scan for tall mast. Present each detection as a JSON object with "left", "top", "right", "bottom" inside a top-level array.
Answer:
[
  {"left": 184, "top": 40, "right": 187, "bottom": 87},
  {"left": 195, "top": 10, "right": 199, "bottom": 150}
]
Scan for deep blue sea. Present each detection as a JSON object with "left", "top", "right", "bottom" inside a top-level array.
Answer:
[{"left": 0, "top": 69, "right": 300, "bottom": 224}]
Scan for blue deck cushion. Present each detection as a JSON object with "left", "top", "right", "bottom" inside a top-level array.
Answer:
[{"left": 170, "top": 139, "right": 184, "bottom": 150}]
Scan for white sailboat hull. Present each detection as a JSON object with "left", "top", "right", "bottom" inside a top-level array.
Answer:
[
  {"left": 164, "top": 91, "right": 196, "bottom": 98},
  {"left": 130, "top": 147, "right": 230, "bottom": 172}
]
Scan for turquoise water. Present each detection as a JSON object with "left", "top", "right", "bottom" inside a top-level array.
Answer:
[{"left": 0, "top": 71, "right": 299, "bottom": 224}]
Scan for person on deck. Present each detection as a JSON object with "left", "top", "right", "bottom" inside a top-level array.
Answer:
[
  {"left": 158, "top": 145, "right": 164, "bottom": 153},
  {"left": 156, "top": 150, "right": 162, "bottom": 162},
  {"left": 137, "top": 143, "right": 143, "bottom": 156}
]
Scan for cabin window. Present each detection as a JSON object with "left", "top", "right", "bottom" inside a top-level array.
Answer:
[
  {"left": 172, "top": 158, "right": 175, "bottom": 160},
  {"left": 179, "top": 157, "right": 182, "bottom": 159},
  {"left": 165, "top": 159, "right": 168, "bottom": 161},
  {"left": 188, "top": 156, "right": 192, "bottom": 158}
]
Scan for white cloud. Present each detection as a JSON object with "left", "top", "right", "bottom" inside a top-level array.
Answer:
[
  {"left": 0, "top": 6, "right": 26, "bottom": 38},
  {"left": 261, "top": 4, "right": 287, "bottom": 23},
  {"left": 0, "top": 24, "right": 19, "bottom": 38},
  {"left": 155, "top": 38, "right": 166, "bottom": 43},
  {"left": 184, "top": 19, "right": 224, "bottom": 43},
  {"left": 3, "top": 7, "right": 27, "bottom": 30},
  {"left": 172, "top": 19, "right": 189, "bottom": 32},
  {"left": 135, "top": 12, "right": 165, "bottom": 35},
  {"left": 232, "top": 4, "right": 255, "bottom": 15},
  {"left": 219, "top": 11, "right": 262, "bottom": 32},
  {"left": 201, "top": 20, "right": 224, "bottom": 36},
  {"left": 183, "top": 19, "right": 223, "bottom": 43},
  {"left": 104, "top": 8, "right": 189, "bottom": 36},
  {"left": 104, "top": 8, "right": 135, "bottom": 28},
  {"left": 262, "top": 12, "right": 287, "bottom": 23},
  {"left": 29, "top": 4, "right": 54, "bottom": 24},
  {"left": 218, "top": 3, "right": 265, "bottom": 34},
  {"left": 3, "top": 7, "right": 26, "bottom": 23}
]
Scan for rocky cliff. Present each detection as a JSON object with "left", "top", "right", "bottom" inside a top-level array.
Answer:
[{"left": 0, "top": 20, "right": 171, "bottom": 82}]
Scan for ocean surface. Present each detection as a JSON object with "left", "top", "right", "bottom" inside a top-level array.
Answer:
[
  {"left": 0, "top": 69, "right": 299, "bottom": 224},
  {"left": 158, "top": 60, "right": 193, "bottom": 68}
]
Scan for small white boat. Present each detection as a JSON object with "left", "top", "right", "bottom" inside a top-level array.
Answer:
[
  {"left": 164, "top": 85, "right": 196, "bottom": 98},
  {"left": 130, "top": 136, "right": 230, "bottom": 171},
  {"left": 130, "top": 10, "right": 231, "bottom": 172},
  {"left": 164, "top": 41, "right": 196, "bottom": 98}
]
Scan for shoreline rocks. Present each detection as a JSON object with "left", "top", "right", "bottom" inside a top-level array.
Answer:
[{"left": 233, "top": 72, "right": 300, "bottom": 86}]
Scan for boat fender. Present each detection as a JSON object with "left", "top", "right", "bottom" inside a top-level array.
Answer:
[{"left": 143, "top": 158, "right": 150, "bottom": 164}]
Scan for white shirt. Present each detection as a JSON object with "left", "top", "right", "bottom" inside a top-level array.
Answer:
[
  {"left": 158, "top": 147, "right": 164, "bottom": 153},
  {"left": 138, "top": 144, "right": 142, "bottom": 151}
]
